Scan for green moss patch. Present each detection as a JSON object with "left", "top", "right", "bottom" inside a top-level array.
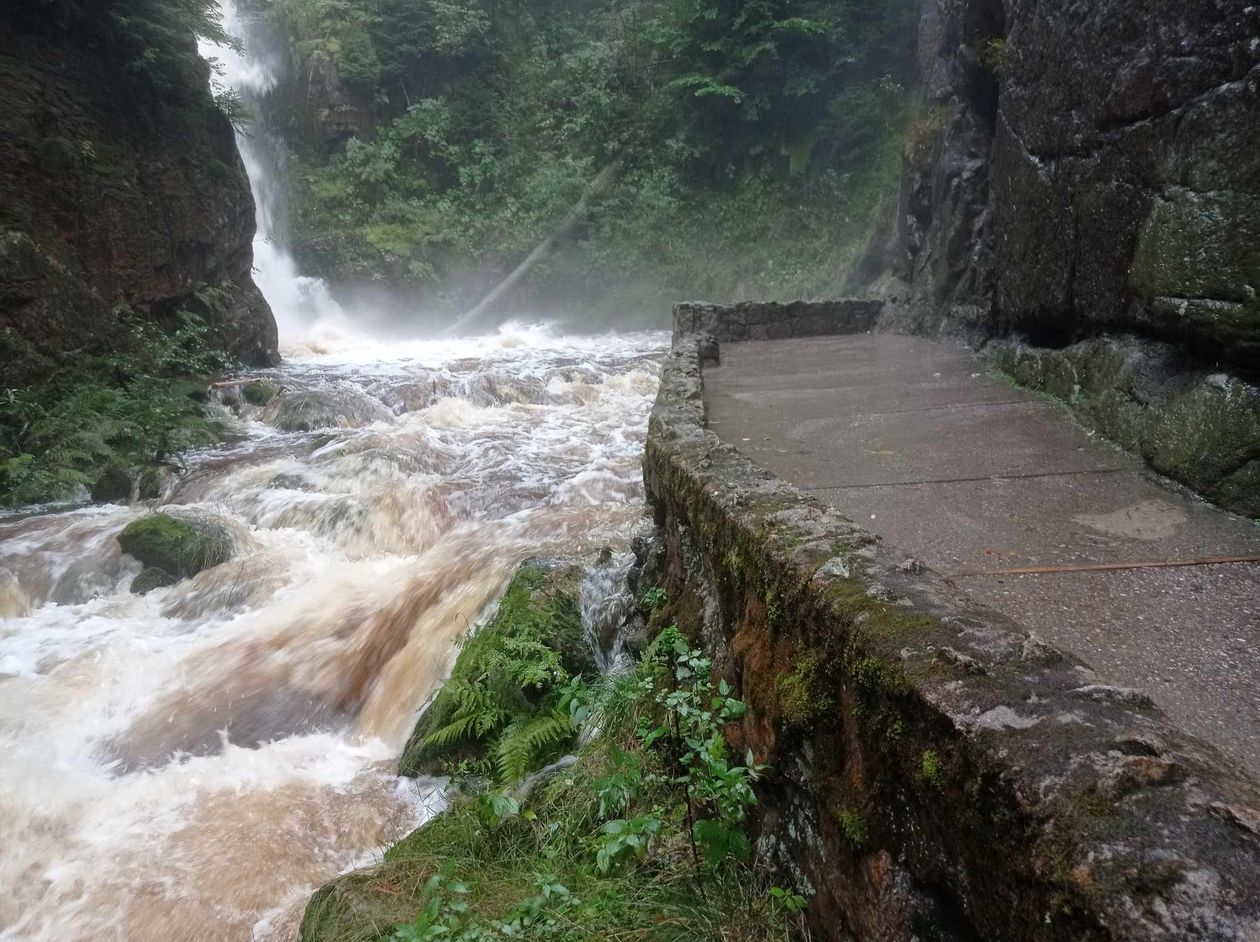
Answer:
[{"left": 117, "top": 513, "right": 234, "bottom": 582}]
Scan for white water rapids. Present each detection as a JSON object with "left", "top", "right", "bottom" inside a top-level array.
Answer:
[
  {"left": 0, "top": 325, "right": 665, "bottom": 940},
  {"left": 0, "top": 4, "right": 667, "bottom": 938}
]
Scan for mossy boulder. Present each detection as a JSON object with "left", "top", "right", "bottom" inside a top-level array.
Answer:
[
  {"left": 243, "top": 380, "right": 279, "bottom": 406},
  {"left": 117, "top": 514, "right": 235, "bottom": 583}
]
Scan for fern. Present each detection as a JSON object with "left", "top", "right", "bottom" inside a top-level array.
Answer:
[
  {"left": 494, "top": 709, "right": 575, "bottom": 783},
  {"left": 0, "top": 314, "right": 233, "bottom": 507},
  {"left": 401, "top": 564, "right": 593, "bottom": 783}
]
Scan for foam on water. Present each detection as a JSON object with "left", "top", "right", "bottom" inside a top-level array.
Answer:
[{"left": 0, "top": 325, "right": 666, "bottom": 940}]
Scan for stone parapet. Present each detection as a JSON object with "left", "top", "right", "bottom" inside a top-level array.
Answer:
[{"left": 643, "top": 307, "right": 1260, "bottom": 940}]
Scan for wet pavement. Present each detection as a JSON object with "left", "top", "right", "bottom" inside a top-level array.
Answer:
[{"left": 705, "top": 333, "right": 1260, "bottom": 776}]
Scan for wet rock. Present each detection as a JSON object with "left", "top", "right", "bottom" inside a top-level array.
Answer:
[
  {"left": 373, "top": 372, "right": 456, "bottom": 413},
  {"left": 90, "top": 468, "right": 136, "bottom": 504},
  {"left": 261, "top": 388, "right": 394, "bottom": 431},
  {"left": 0, "top": 6, "right": 278, "bottom": 388},
  {"left": 130, "top": 567, "right": 178, "bottom": 595},
  {"left": 986, "top": 336, "right": 1260, "bottom": 517},
  {"left": 243, "top": 380, "right": 279, "bottom": 406},
  {"left": 877, "top": 0, "right": 1260, "bottom": 369},
  {"left": 117, "top": 514, "right": 235, "bottom": 582},
  {"left": 90, "top": 465, "right": 176, "bottom": 504},
  {"left": 464, "top": 373, "right": 554, "bottom": 407}
]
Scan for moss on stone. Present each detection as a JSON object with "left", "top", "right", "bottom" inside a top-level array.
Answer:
[
  {"left": 838, "top": 807, "right": 869, "bottom": 848},
  {"left": 918, "top": 749, "right": 943, "bottom": 786},
  {"left": 988, "top": 340, "right": 1260, "bottom": 517},
  {"left": 117, "top": 513, "right": 233, "bottom": 581},
  {"left": 243, "top": 380, "right": 278, "bottom": 406},
  {"left": 777, "top": 651, "right": 833, "bottom": 728}
]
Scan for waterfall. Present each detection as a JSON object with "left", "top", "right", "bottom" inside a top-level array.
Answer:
[{"left": 203, "top": 0, "right": 344, "bottom": 343}]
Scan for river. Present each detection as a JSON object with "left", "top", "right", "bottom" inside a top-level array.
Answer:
[
  {"left": 0, "top": 1, "right": 665, "bottom": 936},
  {"left": 0, "top": 324, "right": 663, "bottom": 940}
]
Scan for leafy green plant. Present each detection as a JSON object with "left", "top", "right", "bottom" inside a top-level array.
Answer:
[
  {"left": 0, "top": 308, "right": 237, "bottom": 508},
  {"left": 640, "top": 586, "right": 667, "bottom": 609},
  {"left": 637, "top": 626, "right": 763, "bottom": 869},
  {"left": 400, "top": 565, "right": 592, "bottom": 783},
  {"left": 593, "top": 814, "right": 663, "bottom": 873}
]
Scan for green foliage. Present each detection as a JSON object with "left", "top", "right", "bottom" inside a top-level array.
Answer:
[
  {"left": 264, "top": 0, "right": 918, "bottom": 318},
  {"left": 305, "top": 619, "right": 810, "bottom": 942},
  {"left": 640, "top": 587, "right": 667, "bottom": 609},
  {"left": 0, "top": 310, "right": 236, "bottom": 508},
  {"left": 636, "top": 626, "right": 762, "bottom": 869},
  {"left": 594, "top": 814, "right": 662, "bottom": 873},
  {"left": 37, "top": 0, "right": 238, "bottom": 83},
  {"left": 400, "top": 564, "right": 591, "bottom": 782}
]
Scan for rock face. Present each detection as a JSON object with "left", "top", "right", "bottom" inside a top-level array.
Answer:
[
  {"left": 0, "top": 5, "right": 279, "bottom": 388},
  {"left": 882, "top": 0, "right": 1260, "bottom": 369},
  {"left": 260, "top": 387, "right": 395, "bottom": 431}
]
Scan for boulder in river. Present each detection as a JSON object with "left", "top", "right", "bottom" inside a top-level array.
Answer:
[
  {"left": 130, "top": 567, "right": 180, "bottom": 596},
  {"left": 260, "top": 388, "right": 395, "bottom": 431},
  {"left": 117, "top": 513, "right": 236, "bottom": 586},
  {"left": 464, "top": 373, "right": 554, "bottom": 407}
]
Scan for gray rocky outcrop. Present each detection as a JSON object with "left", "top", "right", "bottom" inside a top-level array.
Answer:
[
  {"left": 261, "top": 387, "right": 395, "bottom": 431},
  {"left": 875, "top": 0, "right": 1260, "bottom": 368}
]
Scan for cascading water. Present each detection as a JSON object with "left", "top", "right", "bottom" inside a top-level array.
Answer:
[
  {"left": 0, "top": 6, "right": 667, "bottom": 940},
  {"left": 204, "top": 0, "right": 345, "bottom": 344}
]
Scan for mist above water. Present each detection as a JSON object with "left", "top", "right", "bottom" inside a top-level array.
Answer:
[{"left": 0, "top": 5, "right": 667, "bottom": 939}]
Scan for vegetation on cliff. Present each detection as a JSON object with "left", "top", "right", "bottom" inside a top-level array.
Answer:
[
  {"left": 259, "top": 0, "right": 918, "bottom": 319},
  {"left": 304, "top": 565, "right": 807, "bottom": 942},
  {"left": 0, "top": 312, "right": 235, "bottom": 507}
]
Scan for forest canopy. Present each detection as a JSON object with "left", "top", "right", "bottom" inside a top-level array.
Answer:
[{"left": 256, "top": 0, "right": 920, "bottom": 319}]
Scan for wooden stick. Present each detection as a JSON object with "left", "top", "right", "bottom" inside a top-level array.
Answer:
[{"left": 953, "top": 554, "right": 1260, "bottom": 577}]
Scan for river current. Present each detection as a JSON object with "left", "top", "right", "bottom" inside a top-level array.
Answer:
[{"left": 0, "top": 322, "right": 665, "bottom": 939}]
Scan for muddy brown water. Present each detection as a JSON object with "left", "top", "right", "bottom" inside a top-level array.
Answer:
[{"left": 0, "top": 323, "right": 664, "bottom": 940}]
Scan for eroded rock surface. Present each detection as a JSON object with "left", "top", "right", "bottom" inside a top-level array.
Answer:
[
  {"left": 880, "top": 0, "right": 1260, "bottom": 366},
  {"left": 0, "top": 4, "right": 278, "bottom": 386}
]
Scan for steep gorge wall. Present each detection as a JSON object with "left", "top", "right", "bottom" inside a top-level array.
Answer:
[
  {"left": 857, "top": 0, "right": 1260, "bottom": 515},
  {"left": 880, "top": 0, "right": 1259, "bottom": 364},
  {"left": 0, "top": 4, "right": 278, "bottom": 388}
]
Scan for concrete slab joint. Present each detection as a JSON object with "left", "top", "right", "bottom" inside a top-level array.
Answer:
[{"left": 642, "top": 301, "right": 1260, "bottom": 942}]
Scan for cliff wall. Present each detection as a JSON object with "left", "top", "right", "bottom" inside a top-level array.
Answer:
[
  {"left": 855, "top": 0, "right": 1260, "bottom": 516},
  {"left": 881, "top": 0, "right": 1259, "bottom": 364},
  {"left": 0, "top": 3, "right": 277, "bottom": 388}
]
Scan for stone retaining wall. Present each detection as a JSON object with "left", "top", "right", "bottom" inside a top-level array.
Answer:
[
  {"left": 673, "top": 299, "right": 883, "bottom": 344},
  {"left": 643, "top": 303, "right": 1260, "bottom": 941}
]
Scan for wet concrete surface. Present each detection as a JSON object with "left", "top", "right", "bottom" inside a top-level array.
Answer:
[{"left": 705, "top": 333, "right": 1260, "bottom": 775}]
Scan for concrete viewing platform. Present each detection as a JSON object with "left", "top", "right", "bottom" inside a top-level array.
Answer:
[{"left": 705, "top": 332, "right": 1260, "bottom": 775}]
